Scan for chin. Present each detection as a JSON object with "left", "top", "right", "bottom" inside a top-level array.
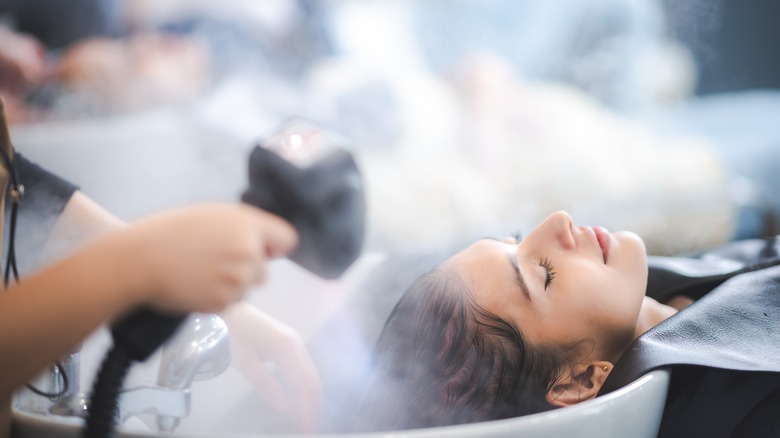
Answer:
[
  {"left": 615, "top": 231, "right": 647, "bottom": 256},
  {"left": 613, "top": 231, "right": 649, "bottom": 277}
]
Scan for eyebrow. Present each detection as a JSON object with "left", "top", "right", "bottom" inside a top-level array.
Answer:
[
  {"left": 507, "top": 253, "right": 532, "bottom": 302},
  {"left": 482, "top": 236, "right": 532, "bottom": 302}
]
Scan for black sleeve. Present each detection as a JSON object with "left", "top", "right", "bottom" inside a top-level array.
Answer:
[{"left": 4, "top": 152, "right": 79, "bottom": 275}]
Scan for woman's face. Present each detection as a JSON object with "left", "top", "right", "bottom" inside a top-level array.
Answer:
[{"left": 444, "top": 211, "right": 648, "bottom": 361}]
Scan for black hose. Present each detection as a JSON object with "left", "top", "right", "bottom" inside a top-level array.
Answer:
[
  {"left": 83, "top": 345, "right": 131, "bottom": 438},
  {"left": 84, "top": 308, "right": 185, "bottom": 437}
]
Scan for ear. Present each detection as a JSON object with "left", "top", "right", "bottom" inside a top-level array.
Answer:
[{"left": 545, "top": 361, "right": 613, "bottom": 408}]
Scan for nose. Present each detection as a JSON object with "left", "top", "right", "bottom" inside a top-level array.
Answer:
[{"left": 543, "top": 211, "right": 575, "bottom": 250}]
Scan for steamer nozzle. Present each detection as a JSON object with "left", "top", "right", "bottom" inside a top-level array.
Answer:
[{"left": 241, "top": 119, "right": 365, "bottom": 279}]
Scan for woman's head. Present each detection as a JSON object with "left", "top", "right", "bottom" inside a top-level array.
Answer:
[
  {"left": 357, "top": 211, "right": 649, "bottom": 430},
  {"left": 355, "top": 268, "right": 572, "bottom": 430}
]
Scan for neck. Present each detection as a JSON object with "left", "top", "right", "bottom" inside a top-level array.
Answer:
[{"left": 634, "top": 296, "right": 677, "bottom": 339}]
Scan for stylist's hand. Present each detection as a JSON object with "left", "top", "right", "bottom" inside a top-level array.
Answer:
[
  {"left": 126, "top": 203, "right": 297, "bottom": 314},
  {"left": 221, "top": 303, "right": 322, "bottom": 433}
]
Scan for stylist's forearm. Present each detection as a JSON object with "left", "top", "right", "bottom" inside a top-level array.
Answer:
[{"left": 0, "top": 230, "right": 146, "bottom": 397}]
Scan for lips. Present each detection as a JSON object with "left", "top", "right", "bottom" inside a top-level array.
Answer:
[{"left": 592, "top": 226, "right": 611, "bottom": 263}]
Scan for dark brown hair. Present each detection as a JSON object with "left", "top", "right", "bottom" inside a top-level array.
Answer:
[{"left": 354, "top": 267, "right": 577, "bottom": 431}]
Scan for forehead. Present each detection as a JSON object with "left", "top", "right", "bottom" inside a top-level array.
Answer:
[
  {"left": 447, "top": 239, "right": 506, "bottom": 267},
  {"left": 444, "top": 240, "right": 517, "bottom": 313}
]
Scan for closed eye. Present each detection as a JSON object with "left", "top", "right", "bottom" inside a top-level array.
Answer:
[{"left": 539, "top": 257, "right": 556, "bottom": 289}]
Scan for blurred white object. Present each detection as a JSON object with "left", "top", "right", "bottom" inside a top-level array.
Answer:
[
  {"left": 412, "top": 0, "right": 695, "bottom": 110},
  {"left": 125, "top": 0, "right": 300, "bottom": 37}
]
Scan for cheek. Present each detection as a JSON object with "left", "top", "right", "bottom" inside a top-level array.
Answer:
[
  {"left": 553, "top": 276, "right": 612, "bottom": 328},
  {"left": 563, "top": 270, "right": 642, "bottom": 333},
  {"left": 596, "top": 272, "right": 646, "bottom": 343},
  {"left": 546, "top": 247, "right": 648, "bottom": 342}
]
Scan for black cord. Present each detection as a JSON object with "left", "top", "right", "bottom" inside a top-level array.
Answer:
[
  {"left": 0, "top": 142, "right": 19, "bottom": 285},
  {"left": 5, "top": 194, "right": 20, "bottom": 285},
  {"left": 23, "top": 361, "right": 70, "bottom": 400}
]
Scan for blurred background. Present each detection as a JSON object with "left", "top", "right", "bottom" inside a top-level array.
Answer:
[{"left": 2, "top": 0, "right": 780, "bottom": 258}]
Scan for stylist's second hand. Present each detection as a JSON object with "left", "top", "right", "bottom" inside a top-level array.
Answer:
[{"left": 222, "top": 304, "right": 322, "bottom": 433}]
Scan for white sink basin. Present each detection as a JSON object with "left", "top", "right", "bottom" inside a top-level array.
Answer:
[{"left": 13, "top": 369, "right": 669, "bottom": 438}]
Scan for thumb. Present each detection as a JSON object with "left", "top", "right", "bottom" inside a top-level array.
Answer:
[{"left": 252, "top": 208, "right": 299, "bottom": 258}]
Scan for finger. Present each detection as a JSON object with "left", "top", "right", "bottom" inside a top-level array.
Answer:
[
  {"left": 238, "top": 257, "right": 267, "bottom": 287},
  {"left": 249, "top": 208, "right": 299, "bottom": 258},
  {"left": 205, "top": 284, "right": 243, "bottom": 314},
  {"left": 280, "top": 347, "right": 322, "bottom": 432},
  {"left": 291, "top": 376, "right": 321, "bottom": 433},
  {"left": 216, "top": 263, "right": 254, "bottom": 302}
]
